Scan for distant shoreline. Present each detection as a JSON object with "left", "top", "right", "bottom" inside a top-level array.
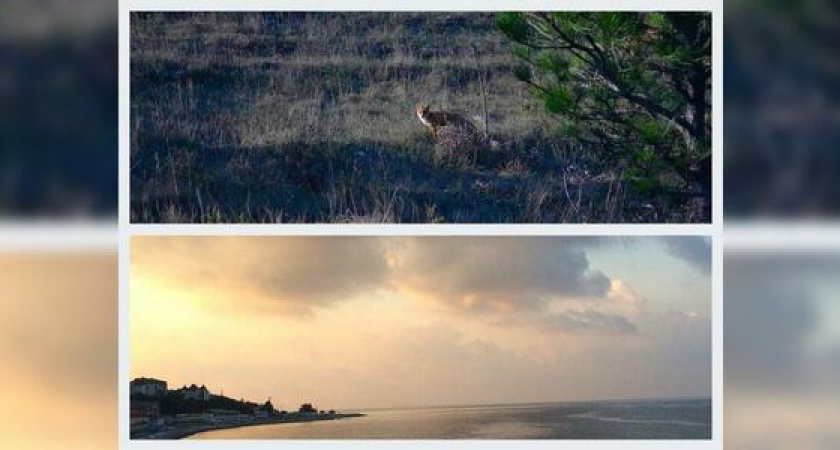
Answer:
[
  {"left": 355, "top": 396, "right": 712, "bottom": 413},
  {"left": 137, "top": 413, "right": 366, "bottom": 440}
]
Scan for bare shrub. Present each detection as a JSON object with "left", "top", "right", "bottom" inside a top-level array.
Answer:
[{"left": 433, "top": 125, "right": 485, "bottom": 169}]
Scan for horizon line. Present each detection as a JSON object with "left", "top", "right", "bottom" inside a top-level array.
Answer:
[{"left": 348, "top": 395, "right": 712, "bottom": 412}]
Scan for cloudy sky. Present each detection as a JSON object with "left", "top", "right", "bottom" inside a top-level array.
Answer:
[
  {"left": 130, "top": 236, "right": 711, "bottom": 411},
  {"left": 724, "top": 253, "right": 840, "bottom": 449}
]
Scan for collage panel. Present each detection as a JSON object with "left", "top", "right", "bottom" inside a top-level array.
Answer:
[
  {"left": 0, "top": 1, "right": 117, "bottom": 220},
  {"left": 724, "top": 0, "right": 840, "bottom": 219},
  {"left": 725, "top": 251, "right": 840, "bottom": 449},
  {"left": 129, "top": 235, "right": 713, "bottom": 440},
  {"left": 129, "top": 10, "right": 713, "bottom": 224},
  {"left": 0, "top": 252, "right": 117, "bottom": 450}
]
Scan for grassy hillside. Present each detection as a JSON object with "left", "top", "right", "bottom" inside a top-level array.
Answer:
[{"left": 131, "top": 12, "right": 705, "bottom": 223}]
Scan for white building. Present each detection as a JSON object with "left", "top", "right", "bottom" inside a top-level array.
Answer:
[
  {"left": 179, "top": 384, "right": 211, "bottom": 401},
  {"left": 130, "top": 378, "right": 167, "bottom": 397}
]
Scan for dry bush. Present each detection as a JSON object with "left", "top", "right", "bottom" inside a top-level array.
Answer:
[{"left": 432, "top": 125, "right": 485, "bottom": 169}]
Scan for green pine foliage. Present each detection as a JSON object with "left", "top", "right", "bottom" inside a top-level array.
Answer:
[{"left": 498, "top": 12, "right": 712, "bottom": 195}]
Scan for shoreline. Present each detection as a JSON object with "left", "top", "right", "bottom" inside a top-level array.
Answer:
[{"left": 138, "top": 413, "right": 366, "bottom": 440}]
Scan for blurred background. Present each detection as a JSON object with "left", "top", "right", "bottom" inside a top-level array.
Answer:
[
  {"left": 724, "top": 1, "right": 840, "bottom": 446},
  {"left": 0, "top": 0, "right": 116, "bottom": 218},
  {"left": 725, "top": 252, "right": 840, "bottom": 449},
  {"left": 725, "top": 0, "right": 840, "bottom": 219},
  {"left": 0, "top": 0, "right": 118, "bottom": 449},
  {"left": 1, "top": 0, "right": 839, "bottom": 448},
  {"left": 0, "top": 252, "right": 116, "bottom": 450}
]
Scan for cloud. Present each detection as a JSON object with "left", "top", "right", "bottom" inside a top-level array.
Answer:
[
  {"left": 131, "top": 236, "right": 654, "bottom": 335},
  {"left": 131, "top": 236, "right": 707, "bottom": 340},
  {"left": 391, "top": 237, "right": 612, "bottom": 314},
  {"left": 660, "top": 236, "right": 712, "bottom": 274},
  {"left": 385, "top": 237, "right": 643, "bottom": 336},
  {"left": 493, "top": 281, "right": 646, "bottom": 336},
  {"left": 131, "top": 236, "right": 390, "bottom": 315},
  {"left": 531, "top": 310, "right": 638, "bottom": 335}
]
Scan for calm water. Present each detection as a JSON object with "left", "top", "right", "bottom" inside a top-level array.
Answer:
[{"left": 191, "top": 398, "right": 712, "bottom": 439}]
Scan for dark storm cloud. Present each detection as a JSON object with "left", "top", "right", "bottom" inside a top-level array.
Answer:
[
  {"left": 660, "top": 236, "right": 712, "bottom": 274},
  {"left": 392, "top": 237, "right": 613, "bottom": 313}
]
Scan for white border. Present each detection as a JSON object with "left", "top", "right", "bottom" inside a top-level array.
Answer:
[
  {"left": 125, "top": 0, "right": 719, "bottom": 13},
  {"left": 725, "top": 224, "right": 840, "bottom": 251},
  {"left": 119, "top": 1, "right": 724, "bottom": 449},
  {"left": 0, "top": 222, "right": 116, "bottom": 251}
]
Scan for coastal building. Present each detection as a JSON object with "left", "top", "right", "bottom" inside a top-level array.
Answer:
[
  {"left": 178, "top": 384, "right": 211, "bottom": 401},
  {"left": 255, "top": 399, "right": 277, "bottom": 418},
  {"left": 130, "top": 377, "right": 168, "bottom": 397},
  {"left": 299, "top": 403, "right": 317, "bottom": 414}
]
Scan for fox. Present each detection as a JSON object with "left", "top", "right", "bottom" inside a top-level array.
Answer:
[{"left": 415, "top": 103, "right": 478, "bottom": 139}]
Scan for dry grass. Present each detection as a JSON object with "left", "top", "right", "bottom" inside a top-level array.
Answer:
[{"left": 130, "top": 12, "right": 706, "bottom": 223}]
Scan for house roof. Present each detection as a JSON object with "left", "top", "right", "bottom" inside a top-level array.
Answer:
[
  {"left": 131, "top": 377, "right": 166, "bottom": 385},
  {"left": 179, "top": 384, "right": 209, "bottom": 391}
]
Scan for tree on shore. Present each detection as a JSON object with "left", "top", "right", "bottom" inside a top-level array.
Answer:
[{"left": 498, "top": 12, "right": 712, "bottom": 196}]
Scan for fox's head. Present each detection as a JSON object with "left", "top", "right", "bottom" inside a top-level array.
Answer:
[{"left": 415, "top": 103, "right": 430, "bottom": 120}]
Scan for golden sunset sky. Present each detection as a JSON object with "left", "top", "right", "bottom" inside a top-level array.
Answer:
[{"left": 130, "top": 236, "right": 711, "bottom": 411}]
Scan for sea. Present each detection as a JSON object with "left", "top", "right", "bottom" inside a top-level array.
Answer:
[{"left": 190, "top": 398, "right": 712, "bottom": 439}]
